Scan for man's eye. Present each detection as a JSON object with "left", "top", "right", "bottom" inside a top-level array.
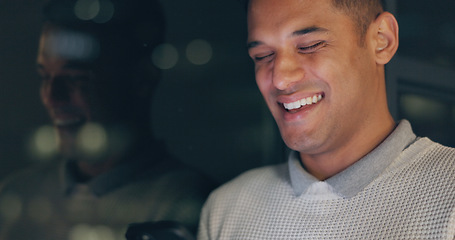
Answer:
[
  {"left": 254, "top": 53, "right": 274, "bottom": 62},
  {"left": 298, "top": 41, "right": 326, "bottom": 54}
]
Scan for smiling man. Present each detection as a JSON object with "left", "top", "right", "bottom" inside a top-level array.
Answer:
[{"left": 198, "top": 0, "right": 455, "bottom": 239}]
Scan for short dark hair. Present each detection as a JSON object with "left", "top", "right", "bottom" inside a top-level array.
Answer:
[
  {"left": 40, "top": 0, "right": 167, "bottom": 109},
  {"left": 241, "top": 0, "right": 385, "bottom": 44},
  {"left": 331, "top": 0, "right": 384, "bottom": 43},
  {"left": 42, "top": 0, "right": 166, "bottom": 66}
]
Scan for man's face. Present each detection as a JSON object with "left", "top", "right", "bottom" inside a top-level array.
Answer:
[
  {"left": 36, "top": 28, "right": 120, "bottom": 158},
  {"left": 248, "top": 0, "right": 382, "bottom": 157}
]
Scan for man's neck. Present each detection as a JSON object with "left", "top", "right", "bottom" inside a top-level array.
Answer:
[
  {"left": 71, "top": 157, "right": 118, "bottom": 183},
  {"left": 300, "top": 116, "right": 396, "bottom": 181},
  {"left": 71, "top": 133, "right": 157, "bottom": 182}
]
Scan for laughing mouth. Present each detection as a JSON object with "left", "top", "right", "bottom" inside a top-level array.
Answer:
[
  {"left": 283, "top": 93, "right": 323, "bottom": 111},
  {"left": 50, "top": 106, "right": 86, "bottom": 127}
]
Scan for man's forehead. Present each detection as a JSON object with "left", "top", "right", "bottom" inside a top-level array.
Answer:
[
  {"left": 39, "top": 29, "right": 100, "bottom": 62},
  {"left": 247, "top": 0, "right": 353, "bottom": 39},
  {"left": 247, "top": 0, "right": 329, "bottom": 16},
  {"left": 248, "top": 0, "right": 333, "bottom": 26},
  {"left": 247, "top": 0, "right": 336, "bottom": 41}
]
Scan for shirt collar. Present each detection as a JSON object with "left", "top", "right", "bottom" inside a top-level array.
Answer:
[{"left": 289, "top": 120, "right": 417, "bottom": 198}]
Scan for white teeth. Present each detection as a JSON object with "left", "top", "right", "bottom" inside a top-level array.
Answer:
[
  {"left": 306, "top": 97, "right": 312, "bottom": 105},
  {"left": 292, "top": 101, "right": 300, "bottom": 109},
  {"left": 283, "top": 94, "right": 323, "bottom": 110}
]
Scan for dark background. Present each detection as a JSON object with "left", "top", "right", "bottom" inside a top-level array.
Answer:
[
  {"left": 0, "top": 0, "right": 454, "bottom": 184},
  {"left": 0, "top": 0, "right": 283, "bottom": 184}
]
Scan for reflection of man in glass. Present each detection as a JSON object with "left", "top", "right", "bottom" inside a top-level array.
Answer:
[{"left": 0, "top": 0, "right": 215, "bottom": 239}]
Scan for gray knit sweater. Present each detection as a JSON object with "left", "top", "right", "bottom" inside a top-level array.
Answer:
[{"left": 198, "top": 120, "right": 455, "bottom": 239}]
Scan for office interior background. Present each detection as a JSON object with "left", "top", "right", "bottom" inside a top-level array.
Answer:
[{"left": 0, "top": 0, "right": 454, "bottom": 184}]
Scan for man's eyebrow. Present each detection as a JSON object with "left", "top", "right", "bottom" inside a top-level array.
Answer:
[
  {"left": 247, "top": 26, "right": 328, "bottom": 50},
  {"left": 36, "top": 62, "right": 92, "bottom": 75},
  {"left": 247, "top": 41, "right": 263, "bottom": 50}
]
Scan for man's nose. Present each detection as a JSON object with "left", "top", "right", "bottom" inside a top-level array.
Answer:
[{"left": 272, "top": 52, "right": 305, "bottom": 90}]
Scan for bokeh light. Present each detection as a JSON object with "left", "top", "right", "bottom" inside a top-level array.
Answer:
[
  {"left": 92, "top": 0, "right": 115, "bottom": 23},
  {"left": 76, "top": 123, "right": 108, "bottom": 158},
  {"left": 69, "top": 224, "right": 116, "bottom": 240},
  {"left": 151, "top": 43, "right": 179, "bottom": 70},
  {"left": 0, "top": 194, "right": 22, "bottom": 222},
  {"left": 186, "top": 39, "right": 212, "bottom": 65},
  {"left": 28, "top": 197, "right": 52, "bottom": 224},
  {"left": 74, "top": 0, "right": 100, "bottom": 21},
  {"left": 400, "top": 94, "right": 446, "bottom": 122},
  {"left": 74, "top": 0, "right": 114, "bottom": 23},
  {"left": 29, "top": 125, "right": 58, "bottom": 160}
]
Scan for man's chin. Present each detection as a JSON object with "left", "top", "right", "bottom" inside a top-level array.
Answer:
[{"left": 54, "top": 125, "right": 80, "bottom": 158}]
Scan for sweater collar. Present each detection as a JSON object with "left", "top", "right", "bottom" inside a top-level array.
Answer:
[{"left": 288, "top": 120, "right": 417, "bottom": 198}]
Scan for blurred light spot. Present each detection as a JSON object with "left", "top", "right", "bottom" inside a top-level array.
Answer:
[
  {"left": 151, "top": 43, "right": 179, "bottom": 70},
  {"left": 93, "top": 0, "right": 115, "bottom": 23},
  {"left": 28, "top": 197, "right": 52, "bottom": 223},
  {"left": 74, "top": 0, "right": 100, "bottom": 21},
  {"left": 45, "top": 30, "right": 99, "bottom": 60},
  {"left": 400, "top": 94, "right": 445, "bottom": 122},
  {"left": 69, "top": 224, "right": 116, "bottom": 240},
  {"left": 186, "top": 39, "right": 212, "bottom": 65},
  {"left": 0, "top": 194, "right": 22, "bottom": 222},
  {"left": 29, "top": 125, "right": 58, "bottom": 160},
  {"left": 76, "top": 123, "right": 108, "bottom": 157},
  {"left": 139, "top": 234, "right": 152, "bottom": 240}
]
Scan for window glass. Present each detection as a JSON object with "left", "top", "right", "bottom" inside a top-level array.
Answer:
[{"left": 396, "top": 0, "right": 455, "bottom": 68}]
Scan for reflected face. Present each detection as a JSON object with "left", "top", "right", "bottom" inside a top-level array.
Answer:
[
  {"left": 248, "top": 0, "right": 380, "bottom": 156},
  {"left": 36, "top": 27, "right": 114, "bottom": 157}
]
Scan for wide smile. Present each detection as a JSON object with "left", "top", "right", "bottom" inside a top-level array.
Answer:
[
  {"left": 50, "top": 108, "right": 86, "bottom": 128},
  {"left": 282, "top": 93, "right": 324, "bottom": 111}
]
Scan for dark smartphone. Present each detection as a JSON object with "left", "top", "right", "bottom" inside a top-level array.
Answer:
[{"left": 125, "top": 221, "right": 195, "bottom": 240}]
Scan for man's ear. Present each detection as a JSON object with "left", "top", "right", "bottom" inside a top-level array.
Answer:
[{"left": 371, "top": 12, "right": 399, "bottom": 65}]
